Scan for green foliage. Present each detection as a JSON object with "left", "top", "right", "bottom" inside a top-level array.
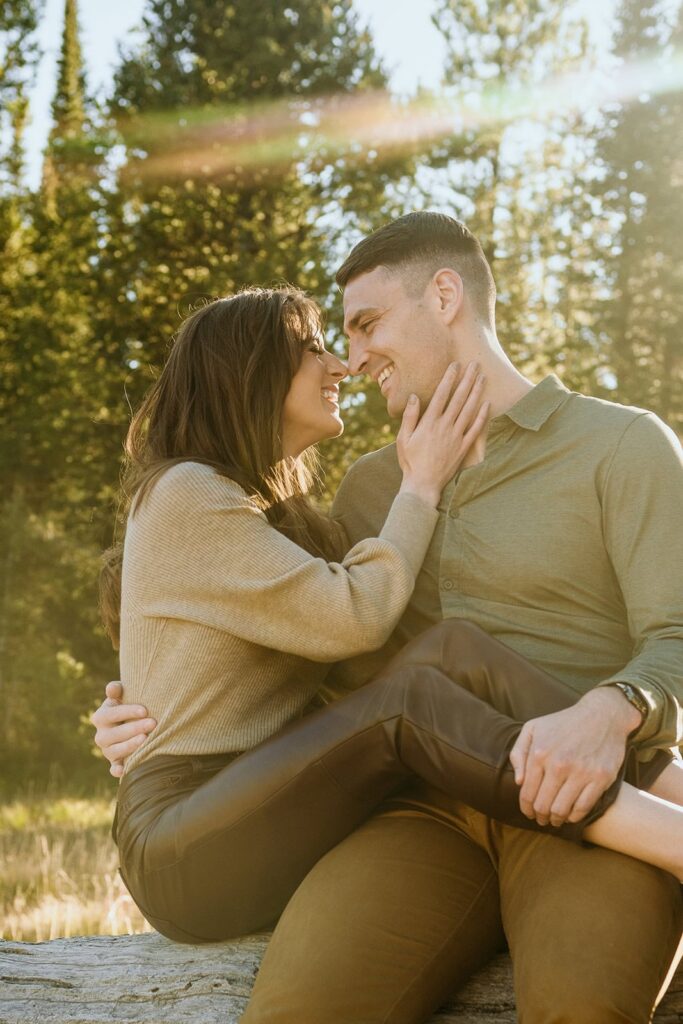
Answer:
[
  {"left": 594, "top": 0, "right": 683, "bottom": 428},
  {"left": 0, "top": 0, "right": 41, "bottom": 192}
]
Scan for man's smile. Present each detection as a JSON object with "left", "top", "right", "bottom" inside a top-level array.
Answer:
[{"left": 376, "top": 363, "right": 396, "bottom": 392}]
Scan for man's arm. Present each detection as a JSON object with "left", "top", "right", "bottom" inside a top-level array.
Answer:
[
  {"left": 594, "top": 412, "right": 683, "bottom": 747},
  {"left": 510, "top": 411, "right": 683, "bottom": 826},
  {"left": 90, "top": 683, "right": 156, "bottom": 777}
]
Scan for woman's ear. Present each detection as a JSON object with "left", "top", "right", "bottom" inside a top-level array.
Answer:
[{"left": 431, "top": 268, "right": 464, "bottom": 324}]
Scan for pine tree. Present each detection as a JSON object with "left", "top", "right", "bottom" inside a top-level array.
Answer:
[
  {"left": 421, "top": 0, "right": 597, "bottom": 381},
  {"left": 50, "top": 0, "right": 85, "bottom": 138},
  {"left": 0, "top": 0, "right": 118, "bottom": 786},
  {"left": 596, "top": 0, "right": 683, "bottom": 429},
  {"left": 0, "top": 0, "right": 39, "bottom": 195},
  {"left": 99, "top": 0, "right": 390, "bottom": 501}
]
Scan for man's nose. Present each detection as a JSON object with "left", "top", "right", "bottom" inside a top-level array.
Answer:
[{"left": 346, "top": 338, "right": 368, "bottom": 377}]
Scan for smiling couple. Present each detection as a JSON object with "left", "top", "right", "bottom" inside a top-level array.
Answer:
[{"left": 91, "top": 212, "right": 683, "bottom": 1023}]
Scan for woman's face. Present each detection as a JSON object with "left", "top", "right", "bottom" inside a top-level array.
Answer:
[{"left": 281, "top": 334, "right": 348, "bottom": 457}]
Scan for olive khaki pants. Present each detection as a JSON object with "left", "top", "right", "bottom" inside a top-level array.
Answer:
[
  {"left": 243, "top": 622, "right": 681, "bottom": 1023},
  {"left": 243, "top": 787, "right": 683, "bottom": 1023}
]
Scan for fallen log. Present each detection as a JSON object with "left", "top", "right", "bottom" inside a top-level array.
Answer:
[{"left": 1, "top": 932, "right": 681, "bottom": 1023}]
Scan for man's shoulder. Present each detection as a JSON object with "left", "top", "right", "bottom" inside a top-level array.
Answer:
[
  {"left": 558, "top": 390, "right": 675, "bottom": 452},
  {"left": 556, "top": 391, "right": 682, "bottom": 485},
  {"left": 562, "top": 390, "right": 648, "bottom": 432},
  {"left": 331, "top": 443, "right": 401, "bottom": 528},
  {"left": 344, "top": 442, "right": 400, "bottom": 482}
]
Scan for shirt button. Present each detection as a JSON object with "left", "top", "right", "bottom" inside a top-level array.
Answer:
[
  {"left": 448, "top": 507, "right": 460, "bottom": 519},
  {"left": 441, "top": 579, "right": 454, "bottom": 591}
]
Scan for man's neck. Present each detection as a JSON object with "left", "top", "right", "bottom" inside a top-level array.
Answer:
[
  {"left": 456, "top": 338, "right": 534, "bottom": 469},
  {"left": 486, "top": 368, "right": 535, "bottom": 420},
  {"left": 454, "top": 325, "right": 534, "bottom": 420}
]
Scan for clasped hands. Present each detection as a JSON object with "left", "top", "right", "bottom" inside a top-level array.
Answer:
[{"left": 509, "top": 686, "right": 638, "bottom": 827}]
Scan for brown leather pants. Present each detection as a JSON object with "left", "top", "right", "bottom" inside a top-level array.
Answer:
[{"left": 114, "top": 620, "right": 669, "bottom": 943}]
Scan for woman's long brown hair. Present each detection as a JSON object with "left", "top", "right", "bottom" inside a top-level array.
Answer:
[{"left": 100, "top": 287, "right": 347, "bottom": 648}]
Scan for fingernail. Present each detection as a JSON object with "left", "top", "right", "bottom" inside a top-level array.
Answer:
[{"left": 409, "top": 393, "right": 418, "bottom": 403}]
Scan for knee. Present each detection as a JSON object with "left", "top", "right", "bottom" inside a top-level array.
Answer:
[
  {"left": 516, "top": 967, "right": 649, "bottom": 1023},
  {"left": 390, "top": 618, "right": 491, "bottom": 673}
]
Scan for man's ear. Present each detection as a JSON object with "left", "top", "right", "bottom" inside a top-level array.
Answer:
[{"left": 431, "top": 268, "right": 464, "bottom": 325}]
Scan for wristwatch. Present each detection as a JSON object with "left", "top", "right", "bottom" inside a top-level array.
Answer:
[{"left": 610, "top": 682, "right": 649, "bottom": 733}]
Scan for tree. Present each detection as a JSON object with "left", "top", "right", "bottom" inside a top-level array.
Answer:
[
  {"left": 0, "top": 0, "right": 117, "bottom": 788},
  {"left": 595, "top": 0, "right": 683, "bottom": 430},
  {"left": 419, "top": 0, "right": 600, "bottom": 384}
]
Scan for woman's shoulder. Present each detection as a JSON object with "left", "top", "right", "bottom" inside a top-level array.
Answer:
[{"left": 142, "top": 461, "right": 257, "bottom": 515}]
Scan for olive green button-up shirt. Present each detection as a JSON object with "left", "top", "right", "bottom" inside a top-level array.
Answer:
[{"left": 329, "top": 375, "right": 683, "bottom": 753}]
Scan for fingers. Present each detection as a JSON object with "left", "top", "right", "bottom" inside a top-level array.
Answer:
[
  {"left": 549, "top": 778, "right": 591, "bottom": 827},
  {"left": 530, "top": 769, "right": 572, "bottom": 826},
  {"left": 509, "top": 724, "right": 532, "bottom": 786},
  {"left": 459, "top": 401, "right": 491, "bottom": 455},
  {"left": 397, "top": 393, "right": 420, "bottom": 442},
  {"left": 110, "top": 762, "right": 124, "bottom": 779},
  {"left": 423, "top": 361, "right": 461, "bottom": 420},
  {"left": 566, "top": 782, "right": 604, "bottom": 824},
  {"left": 101, "top": 731, "right": 150, "bottom": 764},
  {"left": 91, "top": 701, "right": 152, "bottom": 728},
  {"left": 105, "top": 680, "right": 123, "bottom": 702},
  {"left": 444, "top": 363, "right": 483, "bottom": 426},
  {"left": 96, "top": 718, "right": 156, "bottom": 746},
  {"left": 518, "top": 748, "right": 546, "bottom": 819}
]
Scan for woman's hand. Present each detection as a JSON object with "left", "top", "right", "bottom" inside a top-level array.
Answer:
[
  {"left": 90, "top": 682, "right": 156, "bottom": 778},
  {"left": 396, "top": 361, "right": 489, "bottom": 507}
]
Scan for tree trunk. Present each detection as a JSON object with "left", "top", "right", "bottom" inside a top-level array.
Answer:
[{"left": 1, "top": 932, "right": 682, "bottom": 1023}]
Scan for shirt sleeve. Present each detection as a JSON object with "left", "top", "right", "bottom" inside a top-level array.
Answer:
[
  {"left": 596, "top": 412, "right": 683, "bottom": 750},
  {"left": 131, "top": 464, "right": 438, "bottom": 663}
]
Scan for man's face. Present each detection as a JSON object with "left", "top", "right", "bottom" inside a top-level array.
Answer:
[{"left": 342, "top": 265, "right": 453, "bottom": 418}]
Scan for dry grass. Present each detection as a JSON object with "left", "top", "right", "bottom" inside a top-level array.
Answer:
[{"left": 0, "top": 794, "right": 152, "bottom": 941}]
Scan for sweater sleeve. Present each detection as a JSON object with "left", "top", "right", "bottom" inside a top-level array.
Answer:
[
  {"left": 595, "top": 413, "right": 683, "bottom": 750},
  {"left": 130, "top": 463, "right": 438, "bottom": 662}
]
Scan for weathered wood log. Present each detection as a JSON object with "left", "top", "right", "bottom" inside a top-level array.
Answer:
[{"left": 1, "top": 932, "right": 681, "bottom": 1023}]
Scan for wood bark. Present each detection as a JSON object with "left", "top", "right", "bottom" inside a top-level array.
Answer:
[{"left": 1, "top": 932, "right": 682, "bottom": 1023}]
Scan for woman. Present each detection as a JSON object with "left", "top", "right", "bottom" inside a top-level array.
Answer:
[{"left": 100, "top": 286, "right": 683, "bottom": 953}]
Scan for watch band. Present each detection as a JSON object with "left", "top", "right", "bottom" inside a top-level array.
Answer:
[{"left": 611, "top": 682, "right": 649, "bottom": 728}]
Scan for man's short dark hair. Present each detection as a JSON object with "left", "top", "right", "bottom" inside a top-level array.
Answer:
[{"left": 336, "top": 212, "right": 496, "bottom": 323}]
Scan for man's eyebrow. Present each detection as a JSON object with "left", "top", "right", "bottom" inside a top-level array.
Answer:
[{"left": 344, "top": 306, "right": 385, "bottom": 333}]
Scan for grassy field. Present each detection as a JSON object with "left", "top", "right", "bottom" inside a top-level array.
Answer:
[{"left": 0, "top": 792, "right": 152, "bottom": 942}]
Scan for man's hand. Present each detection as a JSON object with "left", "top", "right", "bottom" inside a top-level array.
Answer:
[
  {"left": 90, "top": 682, "right": 156, "bottom": 778},
  {"left": 508, "top": 686, "right": 641, "bottom": 827}
]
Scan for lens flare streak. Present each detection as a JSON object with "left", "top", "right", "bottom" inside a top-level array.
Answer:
[{"left": 118, "top": 52, "right": 683, "bottom": 180}]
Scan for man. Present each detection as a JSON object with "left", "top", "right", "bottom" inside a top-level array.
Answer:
[{"left": 93, "top": 213, "right": 683, "bottom": 1022}]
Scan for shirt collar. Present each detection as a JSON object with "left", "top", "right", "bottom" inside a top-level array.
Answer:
[{"left": 501, "top": 374, "right": 571, "bottom": 432}]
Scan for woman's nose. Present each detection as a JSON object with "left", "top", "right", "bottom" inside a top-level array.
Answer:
[{"left": 327, "top": 354, "right": 348, "bottom": 381}]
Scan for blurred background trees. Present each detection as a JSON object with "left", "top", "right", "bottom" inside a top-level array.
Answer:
[{"left": 1, "top": 0, "right": 681, "bottom": 792}]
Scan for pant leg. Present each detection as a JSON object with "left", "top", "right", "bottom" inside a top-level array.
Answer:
[
  {"left": 381, "top": 619, "right": 671, "bottom": 789},
  {"left": 495, "top": 819, "right": 683, "bottom": 1023},
  {"left": 243, "top": 806, "right": 505, "bottom": 1024}
]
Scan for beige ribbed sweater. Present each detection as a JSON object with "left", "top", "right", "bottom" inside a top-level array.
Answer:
[{"left": 119, "top": 461, "right": 438, "bottom": 774}]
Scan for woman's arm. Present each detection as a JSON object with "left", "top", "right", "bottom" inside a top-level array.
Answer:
[{"left": 127, "top": 363, "right": 488, "bottom": 663}]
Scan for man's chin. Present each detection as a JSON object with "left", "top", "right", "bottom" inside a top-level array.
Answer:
[{"left": 386, "top": 394, "right": 408, "bottom": 420}]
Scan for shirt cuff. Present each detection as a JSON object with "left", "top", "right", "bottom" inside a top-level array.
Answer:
[{"left": 596, "top": 675, "right": 664, "bottom": 745}]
